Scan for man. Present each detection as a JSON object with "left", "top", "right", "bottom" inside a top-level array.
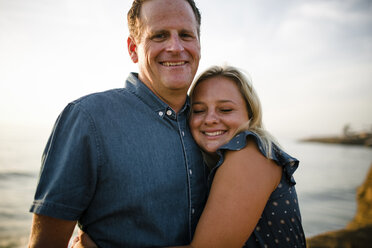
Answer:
[{"left": 28, "top": 0, "right": 208, "bottom": 247}]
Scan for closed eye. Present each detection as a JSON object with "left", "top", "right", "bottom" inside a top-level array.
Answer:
[{"left": 192, "top": 109, "right": 205, "bottom": 114}]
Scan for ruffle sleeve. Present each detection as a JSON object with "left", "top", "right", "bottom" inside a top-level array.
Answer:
[{"left": 210, "top": 131, "right": 299, "bottom": 186}]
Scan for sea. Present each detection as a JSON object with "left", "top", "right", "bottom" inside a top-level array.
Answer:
[{"left": 1, "top": 127, "right": 372, "bottom": 248}]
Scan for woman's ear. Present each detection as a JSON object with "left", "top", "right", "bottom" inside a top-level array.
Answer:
[{"left": 127, "top": 37, "right": 138, "bottom": 63}]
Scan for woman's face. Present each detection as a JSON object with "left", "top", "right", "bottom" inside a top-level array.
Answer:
[{"left": 189, "top": 76, "right": 250, "bottom": 154}]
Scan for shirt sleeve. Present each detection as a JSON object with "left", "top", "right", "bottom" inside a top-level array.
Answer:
[
  {"left": 30, "top": 102, "right": 102, "bottom": 220},
  {"left": 213, "top": 131, "right": 299, "bottom": 185}
]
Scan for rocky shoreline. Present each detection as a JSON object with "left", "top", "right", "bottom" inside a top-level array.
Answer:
[
  {"left": 300, "top": 132, "right": 372, "bottom": 147},
  {"left": 306, "top": 163, "right": 372, "bottom": 247}
]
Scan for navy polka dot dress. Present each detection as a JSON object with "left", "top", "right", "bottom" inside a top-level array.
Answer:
[{"left": 208, "top": 131, "right": 307, "bottom": 247}]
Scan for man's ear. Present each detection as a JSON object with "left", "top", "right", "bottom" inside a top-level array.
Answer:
[{"left": 127, "top": 37, "right": 138, "bottom": 63}]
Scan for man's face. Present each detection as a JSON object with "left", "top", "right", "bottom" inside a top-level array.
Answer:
[{"left": 128, "top": 0, "right": 201, "bottom": 105}]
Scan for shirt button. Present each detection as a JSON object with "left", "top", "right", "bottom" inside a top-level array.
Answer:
[
  {"left": 182, "top": 131, "right": 185, "bottom": 136},
  {"left": 166, "top": 110, "right": 172, "bottom": 116},
  {"left": 189, "top": 169, "right": 193, "bottom": 175},
  {"left": 158, "top": 111, "right": 164, "bottom": 117},
  {"left": 191, "top": 208, "right": 195, "bottom": 214}
]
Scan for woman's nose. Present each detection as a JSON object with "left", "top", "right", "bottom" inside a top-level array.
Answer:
[{"left": 204, "top": 111, "right": 218, "bottom": 125}]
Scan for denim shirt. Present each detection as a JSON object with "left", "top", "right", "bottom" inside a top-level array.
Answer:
[{"left": 30, "top": 73, "right": 208, "bottom": 247}]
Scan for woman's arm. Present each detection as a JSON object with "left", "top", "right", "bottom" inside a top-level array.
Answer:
[
  {"left": 71, "top": 230, "right": 98, "bottom": 248},
  {"left": 188, "top": 138, "right": 282, "bottom": 248}
]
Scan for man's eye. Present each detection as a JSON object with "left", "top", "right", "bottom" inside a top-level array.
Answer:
[
  {"left": 151, "top": 34, "right": 166, "bottom": 41},
  {"left": 220, "top": 109, "right": 232, "bottom": 112},
  {"left": 180, "top": 33, "right": 194, "bottom": 40}
]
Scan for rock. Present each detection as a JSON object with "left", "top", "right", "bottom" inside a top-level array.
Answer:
[
  {"left": 306, "top": 164, "right": 372, "bottom": 247},
  {"left": 306, "top": 225, "right": 372, "bottom": 248},
  {"left": 300, "top": 132, "right": 372, "bottom": 147},
  {"left": 347, "top": 164, "right": 372, "bottom": 230}
]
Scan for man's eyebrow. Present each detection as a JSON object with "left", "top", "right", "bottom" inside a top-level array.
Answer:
[
  {"left": 180, "top": 28, "right": 193, "bottom": 32},
  {"left": 150, "top": 29, "right": 168, "bottom": 34},
  {"left": 180, "top": 28, "right": 197, "bottom": 35}
]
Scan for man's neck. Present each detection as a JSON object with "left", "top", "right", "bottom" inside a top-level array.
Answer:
[
  {"left": 138, "top": 75, "right": 188, "bottom": 113},
  {"left": 157, "top": 90, "right": 187, "bottom": 113}
]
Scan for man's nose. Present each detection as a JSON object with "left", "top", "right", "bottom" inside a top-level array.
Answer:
[{"left": 166, "top": 34, "right": 184, "bottom": 52}]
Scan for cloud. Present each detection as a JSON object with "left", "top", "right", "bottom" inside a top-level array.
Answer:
[{"left": 275, "top": 0, "right": 372, "bottom": 61}]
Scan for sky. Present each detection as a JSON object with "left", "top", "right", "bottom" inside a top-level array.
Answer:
[{"left": 0, "top": 0, "right": 371, "bottom": 140}]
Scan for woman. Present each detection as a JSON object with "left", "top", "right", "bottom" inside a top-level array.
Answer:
[{"left": 73, "top": 65, "right": 306, "bottom": 247}]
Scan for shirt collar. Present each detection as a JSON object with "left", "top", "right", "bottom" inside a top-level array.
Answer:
[{"left": 125, "top": 73, "right": 190, "bottom": 118}]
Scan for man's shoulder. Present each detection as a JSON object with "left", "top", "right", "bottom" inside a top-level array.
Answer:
[
  {"left": 60, "top": 87, "right": 138, "bottom": 119},
  {"left": 72, "top": 87, "right": 134, "bottom": 108},
  {"left": 75, "top": 88, "right": 123, "bottom": 103}
]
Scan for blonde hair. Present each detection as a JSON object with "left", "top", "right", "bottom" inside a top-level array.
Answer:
[{"left": 189, "top": 65, "right": 280, "bottom": 158}]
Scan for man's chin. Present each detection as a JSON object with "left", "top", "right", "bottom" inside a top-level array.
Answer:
[{"left": 161, "top": 77, "right": 192, "bottom": 90}]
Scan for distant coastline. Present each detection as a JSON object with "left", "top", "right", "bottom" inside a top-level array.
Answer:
[{"left": 299, "top": 125, "right": 372, "bottom": 147}]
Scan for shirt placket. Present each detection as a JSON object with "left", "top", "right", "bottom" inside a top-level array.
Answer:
[
  {"left": 163, "top": 105, "right": 205, "bottom": 242},
  {"left": 175, "top": 113, "right": 193, "bottom": 241}
]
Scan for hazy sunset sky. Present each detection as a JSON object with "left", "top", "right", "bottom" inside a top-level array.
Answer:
[{"left": 1, "top": 0, "right": 371, "bottom": 140}]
